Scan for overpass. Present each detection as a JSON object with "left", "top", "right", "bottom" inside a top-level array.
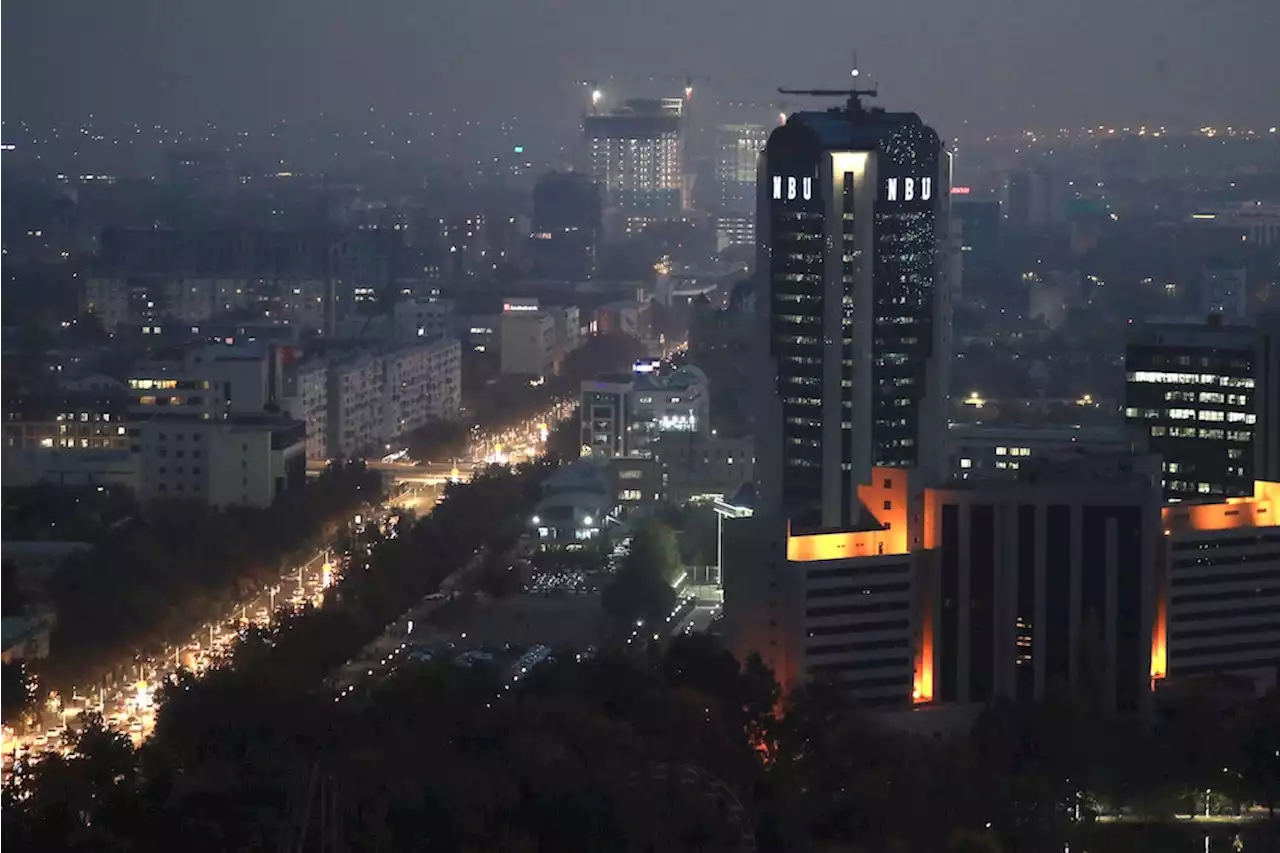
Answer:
[{"left": 306, "top": 459, "right": 476, "bottom": 486}]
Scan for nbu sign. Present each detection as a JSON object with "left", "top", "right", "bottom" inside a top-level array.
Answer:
[
  {"left": 772, "top": 175, "right": 814, "bottom": 201},
  {"left": 884, "top": 176, "right": 933, "bottom": 202}
]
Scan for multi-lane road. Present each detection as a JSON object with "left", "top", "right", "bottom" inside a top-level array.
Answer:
[{"left": 2, "top": 400, "right": 572, "bottom": 784}]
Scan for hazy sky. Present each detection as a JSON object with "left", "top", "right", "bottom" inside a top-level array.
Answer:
[{"left": 4, "top": 0, "right": 1277, "bottom": 140}]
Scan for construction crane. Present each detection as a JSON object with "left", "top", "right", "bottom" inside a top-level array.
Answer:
[
  {"left": 575, "top": 79, "right": 604, "bottom": 114},
  {"left": 578, "top": 73, "right": 710, "bottom": 113}
]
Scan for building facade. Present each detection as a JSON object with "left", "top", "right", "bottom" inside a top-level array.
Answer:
[
  {"left": 946, "top": 423, "right": 1129, "bottom": 481},
  {"left": 1158, "top": 481, "right": 1280, "bottom": 693},
  {"left": 728, "top": 92, "right": 956, "bottom": 698},
  {"left": 2, "top": 392, "right": 136, "bottom": 488},
  {"left": 922, "top": 456, "right": 1165, "bottom": 713},
  {"left": 1125, "top": 316, "right": 1278, "bottom": 502},
  {"left": 500, "top": 301, "right": 557, "bottom": 379},
  {"left": 584, "top": 98, "right": 684, "bottom": 235}
]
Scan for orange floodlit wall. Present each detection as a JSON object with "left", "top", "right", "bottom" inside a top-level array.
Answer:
[
  {"left": 1150, "top": 591, "right": 1168, "bottom": 684},
  {"left": 1161, "top": 480, "right": 1279, "bottom": 535},
  {"left": 785, "top": 467, "right": 910, "bottom": 561},
  {"left": 913, "top": 607, "right": 935, "bottom": 704}
]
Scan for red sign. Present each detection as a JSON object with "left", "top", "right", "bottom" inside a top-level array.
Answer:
[{"left": 951, "top": 186, "right": 972, "bottom": 195}]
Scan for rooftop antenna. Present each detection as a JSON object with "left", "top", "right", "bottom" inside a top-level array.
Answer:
[
  {"left": 778, "top": 53, "right": 878, "bottom": 113},
  {"left": 778, "top": 84, "right": 879, "bottom": 114}
]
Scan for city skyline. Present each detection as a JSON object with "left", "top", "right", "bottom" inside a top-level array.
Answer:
[{"left": 4, "top": 0, "right": 1278, "bottom": 144}]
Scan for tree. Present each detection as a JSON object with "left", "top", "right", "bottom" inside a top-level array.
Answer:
[
  {"left": 1, "top": 661, "right": 35, "bottom": 724},
  {"left": 602, "top": 520, "right": 683, "bottom": 626},
  {"left": 625, "top": 520, "right": 682, "bottom": 585},
  {"left": 1, "top": 561, "right": 29, "bottom": 617}
]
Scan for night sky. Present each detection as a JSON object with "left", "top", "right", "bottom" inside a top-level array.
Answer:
[{"left": 4, "top": 0, "right": 1277, "bottom": 139}]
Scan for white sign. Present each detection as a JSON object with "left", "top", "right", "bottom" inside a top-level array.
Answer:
[
  {"left": 884, "top": 176, "right": 933, "bottom": 202},
  {"left": 772, "top": 175, "right": 814, "bottom": 201}
]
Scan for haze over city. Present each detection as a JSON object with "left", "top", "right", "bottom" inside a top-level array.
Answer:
[
  {"left": 5, "top": 0, "right": 1279, "bottom": 139},
  {"left": 2, "top": 1, "right": 1278, "bottom": 851}
]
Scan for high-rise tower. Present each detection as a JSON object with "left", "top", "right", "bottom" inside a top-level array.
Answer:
[
  {"left": 583, "top": 98, "right": 684, "bottom": 237},
  {"left": 725, "top": 89, "right": 956, "bottom": 701},
  {"left": 754, "top": 89, "right": 954, "bottom": 531}
]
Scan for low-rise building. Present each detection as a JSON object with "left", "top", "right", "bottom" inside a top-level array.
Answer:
[
  {"left": 580, "top": 362, "right": 710, "bottom": 461},
  {"left": 2, "top": 392, "right": 137, "bottom": 488},
  {"left": 286, "top": 339, "right": 461, "bottom": 460},
  {"left": 132, "top": 415, "right": 306, "bottom": 508},
  {"left": 656, "top": 433, "right": 755, "bottom": 505},
  {"left": 528, "top": 460, "right": 614, "bottom": 548},
  {"left": 946, "top": 423, "right": 1129, "bottom": 481},
  {"left": 1157, "top": 480, "right": 1280, "bottom": 694},
  {"left": 500, "top": 298, "right": 557, "bottom": 378},
  {"left": 393, "top": 297, "right": 456, "bottom": 344}
]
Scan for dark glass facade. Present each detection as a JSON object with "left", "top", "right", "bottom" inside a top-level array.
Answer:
[
  {"left": 759, "top": 100, "right": 945, "bottom": 526},
  {"left": 1125, "top": 325, "right": 1260, "bottom": 502}
]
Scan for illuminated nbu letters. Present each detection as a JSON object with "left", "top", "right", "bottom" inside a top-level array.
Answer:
[
  {"left": 772, "top": 175, "right": 814, "bottom": 201},
  {"left": 884, "top": 176, "right": 933, "bottom": 202}
]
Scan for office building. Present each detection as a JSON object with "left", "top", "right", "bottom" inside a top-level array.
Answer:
[
  {"left": 530, "top": 170, "right": 601, "bottom": 280},
  {"left": 128, "top": 343, "right": 285, "bottom": 420},
  {"left": 1157, "top": 481, "right": 1280, "bottom": 693},
  {"left": 579, "top": 362, "right": 710, "bottom": 460},
  {"left": 921, "top": 454, "right": 1165, "bottom": 712},
  {"left": 124, "top": 344, "right": 306, "bottom": 507},
  {"left": 2, "top": 392, "right": 137, "bottom": 488},
  {"left": 655, "top": 433, "right": 755, "bottom": 506},
  {"left": 499, "top": 298, "right": 557, "bottom": 379},
  {"left": 754, "top": 90, "right": 954, "bottom": 526},
  {"left": 131, "top": 416, "right": 306, "bottom": 508},
  {"left": 714, "top": 123, "right": 769, "bottom": 250},
  {"left": 584, "top": 98, "right": 684, "bottom": 236},
  {"left": 728, "top": 89, "right": 956, "bottom": 697},
  {"left": 1125, "top": 315, "right": 1279, "bottom": 502},
  {"left": 951, "top": 193, "right": 1004, "bottom": 304},
  {"left": 946, "top": 423, "right": 1129, "bottom": 481}
]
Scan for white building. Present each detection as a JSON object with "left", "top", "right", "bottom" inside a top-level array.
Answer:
[
  {"left": 393, "top": 297, "right": 456, "bottom": 344},
  {"left": 547, "top": 305, "right": 582, "bottom": 361},
  {"left": 288, "top": 362, "right": 330, "bottom": 460},
  {"left": 132, "top": 416, "right": 306, "bottom": 508},
  {"left": 383, "top": 338, "right": 462, "bottom": 441},
  {"left": 1159, "top": 481, "right": 1280, "bottom": 693},
  {"left": 500, "top": 299, "right": 557, "bottom": 378},
  {"left": 128, "top": 343, "right": 283, "bottom": 420},
  {"left": 328, "top": 354, "right": 385, "bottom": 458},
  {"left": 286, "top": 340, "right": 461, "bottom": 460}
]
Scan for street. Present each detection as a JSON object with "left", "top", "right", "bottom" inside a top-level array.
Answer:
[{"left": 1, "top": 400, "right": 572, "bottom": 784}]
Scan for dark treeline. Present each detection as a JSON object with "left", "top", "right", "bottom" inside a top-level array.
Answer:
[
  {"left": 36, "top": 461, "right": 382, "bottom": 691},
  {"left": 6, "top": 625, "right": 1278, "bottom": 852},
  {"left": 8, "top": 463, "right": 1279, "bottom": 852}
]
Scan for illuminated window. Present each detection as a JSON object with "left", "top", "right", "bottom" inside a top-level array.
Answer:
[{"left": 959, "top": 458, "right": 973, "bottom": 469}]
